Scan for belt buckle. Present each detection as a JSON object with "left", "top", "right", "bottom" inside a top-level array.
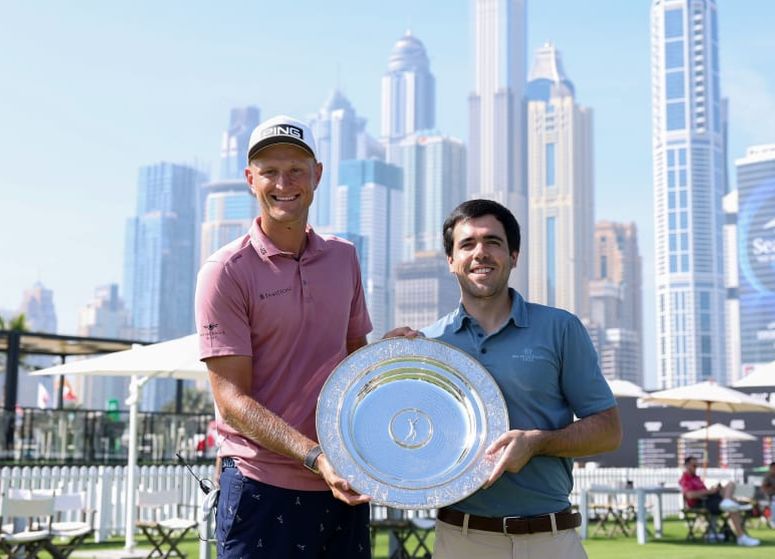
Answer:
[{"left": 502, "top": 515, "right": 522, "bottom": 536}]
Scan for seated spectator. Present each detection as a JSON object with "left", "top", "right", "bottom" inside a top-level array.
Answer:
[
  {"left": 760, "top": 462, "right": 775, "bottom": 527},
  {"left": 679, "top": 456, "right": 759, "bottom": 546}
]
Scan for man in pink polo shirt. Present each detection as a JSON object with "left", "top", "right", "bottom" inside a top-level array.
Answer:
[{"left": 195, "top": 115, "right": 373, "bottom": 558}]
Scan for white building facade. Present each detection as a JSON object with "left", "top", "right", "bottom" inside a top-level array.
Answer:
[
  {"left": 651, "top": 0, "right": 727, "bottom": 388},
  {"left": 525, "top": 44, "right": 593, "bottom": 317},
  {"left": 469, "top": 0, "right": 528, "bottom": 294}
]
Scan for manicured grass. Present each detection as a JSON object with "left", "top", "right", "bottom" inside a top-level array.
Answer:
[
  {"left": 583, "top": 518, "right": 774, "bottom": 558},
  {"left": 61, "top": 518, "right": 775, "bottom": 558}
]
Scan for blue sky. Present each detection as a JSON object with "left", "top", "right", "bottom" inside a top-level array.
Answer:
[{"left": 2, "top": 1, "right": 774, "bottom": 387}]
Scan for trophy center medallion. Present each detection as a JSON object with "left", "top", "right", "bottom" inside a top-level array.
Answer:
[{"left": 389, "top": 408, "right": 433, "bottom": 449}]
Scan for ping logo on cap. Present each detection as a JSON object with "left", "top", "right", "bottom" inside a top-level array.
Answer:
[{"left": 261, "top": 125, "right": 304, "bottom": 140}]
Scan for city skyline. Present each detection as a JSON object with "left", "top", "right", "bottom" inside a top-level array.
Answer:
[{"left": 2, "top": 1, "right": 775, "bottom": 389}]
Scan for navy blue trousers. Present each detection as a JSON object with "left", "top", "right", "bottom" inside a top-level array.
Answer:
[{"left": 216, "top": 466, "right": 371, "bottom": 558}]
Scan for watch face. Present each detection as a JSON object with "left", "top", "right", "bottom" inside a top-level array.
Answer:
[{"left": 316, "top": 337, "right": 509, "bottom": 509}]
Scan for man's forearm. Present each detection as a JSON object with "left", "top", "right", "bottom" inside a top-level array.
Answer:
[
  {"left": 536, "top": 406, "right": 622, "bottom": 458},
  {"left": 221, "top": 394, "right": 315, "bottom": 463}
]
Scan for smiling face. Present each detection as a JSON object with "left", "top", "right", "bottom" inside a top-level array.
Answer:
[
  {"left": 245, "top": 143, "right": 323, "bottom": 228},
  {"left": 447, "top": 214, "right": 518, "bottom": 303}
]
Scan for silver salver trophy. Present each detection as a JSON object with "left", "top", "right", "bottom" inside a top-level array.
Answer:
[{"left": 316, "top": 337, "right": 509, "bottom": 509}]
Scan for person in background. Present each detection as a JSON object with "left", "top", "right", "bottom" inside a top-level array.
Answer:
[
  {"left": 760, "top": 462, "right": 775, "bottom": 528},
  {"left": 679, "top": 455, "right": 759, "bottom": 546}
]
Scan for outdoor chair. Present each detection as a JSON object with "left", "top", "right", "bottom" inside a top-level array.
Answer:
[
  {"left": 136, "top": 488, "right": 197, "bottom": 559},
  {"left": 681, "top": 499, "right": 733, "bottom": 543},
  {"left": 0, "top": 490, "right": 55, "bottom": 559},
  {"left": 35, "top": 491, "right": 95, "bottom": 559},
  {"left": 589, "top": 502, "right": 631, "bottom": 538}
]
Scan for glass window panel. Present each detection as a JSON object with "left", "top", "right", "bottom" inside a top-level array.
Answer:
[
  {"left": 667, "top": 102, "right": 685, "bottom": 131},
  {"left": 665, "top": 41, "right": 684, "bottom": 69},
  {"left": 665, "top": 9, "right": 684, "bottom": 38},
  {"left": 666, "top": 72, "right": 685, "bottom": 99},
  {"left": 546, "top": 143, "right": 555, "bottom": 187}
]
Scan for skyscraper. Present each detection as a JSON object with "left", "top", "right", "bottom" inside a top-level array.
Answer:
[
  {"left": 525, "top": 43, "right": 593, "bottom": 317},
  {"left": 381, "top": 30, "right": 436, "bottom": 161},
  {"left": 335, "top": 160, "right": 402, "bottom": 338},
  {"left": 469, "top": 0, "right": 527, "bottom": 292},
  {"left": 219, "top": 106, "right": 261, "bottom": 180},
  {"left": 124, "top": 162, "right": 204, "bottom": 409},
  {"left": 19, "top": 282, "right": 57, "bottom": 333},
  {"left": 18, "top": 282, "right": 57, "bottom": 407},
  {"left": 734, "top": 145, "right": 775, "bottom": 374},
  {"left": 309, "top": 90, "right": 374, "bottom": 228},
  {"left": 651, "top": 0, "right": 727, "bottom": 388},
  {"left": 394, "top": 252, "right": 460, "bottom": 329},
  {"left": 200, "top": 190, "right": 257, "bottom": 265},
  {"left": 587, "top": 221, "right": 643, "bottom": 384},
  {"left": 77, "top": 284, "right": 132, "bottom": 409},
  {"left": 398, "top": 133, "right": 466, "bottom": 261}
]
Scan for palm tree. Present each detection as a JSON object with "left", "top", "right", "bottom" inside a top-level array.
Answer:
[{"left": 0, "top": 313, "right": 29, "bottom": 332}]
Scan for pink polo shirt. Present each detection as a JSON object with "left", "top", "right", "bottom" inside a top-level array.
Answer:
[{"left": 195, "top": 217, "right": 372, "bottom": 491}]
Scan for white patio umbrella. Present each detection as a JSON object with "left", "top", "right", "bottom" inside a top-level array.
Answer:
[
  {"left": 641, "top": 381, "right": 775, "bottom": 468},
  {"left": 607, "top": 379, "right": 649, "bottom": 399},
  {"left": 30, "top": 334, "right": 207, "bottom": 553},
  {"left": 680, "top": 423, "right": 757, "bottom": 442},
  {"left": 733, "top": 360, "right": 775, "bottom": 388},
  {"left": 680, "top": 423, "right": 757, "bottom": 468}
]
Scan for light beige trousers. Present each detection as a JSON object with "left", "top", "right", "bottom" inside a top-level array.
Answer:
[{"left": 434, "top": 519, "right": 588, "bottom": 559}]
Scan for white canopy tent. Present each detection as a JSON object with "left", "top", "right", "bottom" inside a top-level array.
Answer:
[
  {"left": 733, "top": 360, "right": 775, "bottom": 388},
  {"left": 31, "top": 334, "right": 208, "bottom": 553},
  {"left": 606, "top": 379, "right": 649, "bottom": 399}
]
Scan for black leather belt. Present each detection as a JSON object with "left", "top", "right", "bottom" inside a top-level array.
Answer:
[
  {"left": 437, "top": 507, "right": 581, "bottom": 535},
  {"left": 221, "top": 456, "right": 235, "bottom": 470}
]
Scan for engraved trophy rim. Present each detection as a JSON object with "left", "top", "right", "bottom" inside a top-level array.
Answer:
[{"left": 316, "top": 337, "right": 509, "bottom": 509}]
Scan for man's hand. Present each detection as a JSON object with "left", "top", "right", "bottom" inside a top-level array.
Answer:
[
  {"left": 482, "top": 429, "right": 544, "bottom": 489},
  {"left": 317, "top": 454, "right": 371, "bottom": 506},
  {"left": 382, "top": 326, "right": 424, "bottom": 339}
]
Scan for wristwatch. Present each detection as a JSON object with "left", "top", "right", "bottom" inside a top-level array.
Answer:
[{"left": 303, "top": 445, "right": 323, "bottom": 474}]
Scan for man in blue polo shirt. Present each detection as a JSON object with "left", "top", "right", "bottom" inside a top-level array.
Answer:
[{"left": 424, "top": 199, "right": 621, "bottom": 558}]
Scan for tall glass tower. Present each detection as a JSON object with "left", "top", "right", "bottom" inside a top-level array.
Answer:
[
  {"left": 335, "top": 160, "right": 403, "bottom": 338},
  {"left": 124, "top": 162, "right": 204, "bottom": 409},
  {"left": 469, "top": 0, "right": 527, "bottom": 293},
  {"left": 651, "top": 0, "right": 726, "bottom": 388},
  {"left": 308, "top": 90, "right": 370, "bottom": 229},
  {"left": 398, "top": 133, "right": 466, "bottom": 261},
  {"left": 219, "top": 106, "right": 260, "bottom": 180},
  {"left": 381, "top": 31, "right": 436, "bottom": 161}
]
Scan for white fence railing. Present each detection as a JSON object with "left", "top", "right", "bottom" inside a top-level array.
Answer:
[{"left": 0, "top": 464, "right": 746, "bottom": 539}]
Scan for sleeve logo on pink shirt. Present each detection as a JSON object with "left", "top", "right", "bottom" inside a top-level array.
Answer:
[
  {"left": 200, "top": 322, "right": 225, "bottom": 339},
  {"left": 259, "top": 287, "right": 292, "bottom": 300}
]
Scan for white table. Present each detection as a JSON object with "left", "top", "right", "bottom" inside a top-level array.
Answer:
[{"left": 579, "top": 486, "right": 680, "bottom": 544}]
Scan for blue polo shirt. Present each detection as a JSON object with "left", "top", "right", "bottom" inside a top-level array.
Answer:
[{"left": 422, "top": 289, "right": 616, "bottom": 517}]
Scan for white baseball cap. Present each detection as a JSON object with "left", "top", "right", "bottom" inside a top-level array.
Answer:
[{"left": 247, "top": 115, "right": 318, "bottom": 162}]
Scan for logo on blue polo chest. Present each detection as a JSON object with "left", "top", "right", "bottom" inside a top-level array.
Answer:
[{"left": 512, "top": 348, "right": 537, "bottom": 362}]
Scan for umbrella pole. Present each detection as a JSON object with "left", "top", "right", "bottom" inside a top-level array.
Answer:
[{"left": 124, "top": 376, "right": 148, "bottom": 553}]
